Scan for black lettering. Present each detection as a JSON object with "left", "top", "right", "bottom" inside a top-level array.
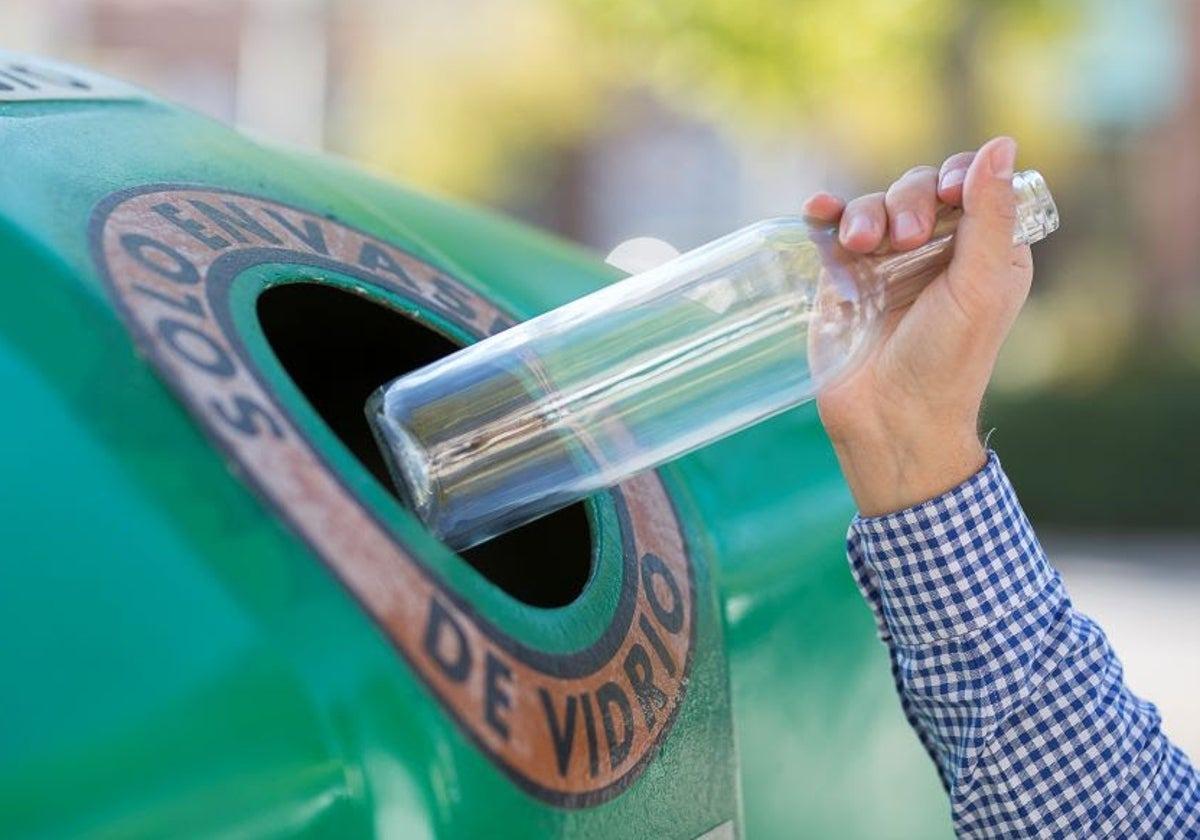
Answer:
[
  {"left": 188, "top": 200, "right": 283, "bottom": 245},
  {"left": 209, "top": 394, "right": 284, "bottom": 439},
  {"left": 488, "top": 315, "right": 515, "bottom": 335},
  {"left": 597, "top": 681, "right": 633, "bottom": 770},
  {"left": 624, "top": 643, "right": 668, "bottom": 731},
  {"left": 431, "top": 276, "right": 476, "bottom": 321},
  {"left": 638, "top": 613, "right": 676, "bottom": 677},
  {"left": 484, "top": 652, "right": 513, "bottom": 741},
  {"left": 132, "top": 284, "right": 205, "bottom": 319},
  {"left": 121, "top": 234, "right": 200, "bottom": 285},
  {"left": 357, "top": 242, "right": 420, "bottom": 291},
  {"left": 538, "top": 689, "right": 577, "bottom": 778},
  {"left": 580, "top": 692, "right": 600, "bottom": 779},
  {"left": 259, "top": 208, "right": 329, "bottom": 255},
  {"left": 7, "top": 62, "right": 89, "bottom": 90},
  {"left": 156, "top": 319, "right": 235, "bottom": 377},
  {"left": 641, "top": 553, "right": 683, "bottom": 635},
  {"left": 0, "top": 70, "right": 35, "bottom": 90},
  {"left": 422, "top": 598, "right": 471, "bottom": 683},
  {"left": 152, "top": 202, "right": 230, "bottom": 250}
]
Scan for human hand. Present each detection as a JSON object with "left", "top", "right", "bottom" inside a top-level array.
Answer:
[{"left": 803, "top": 137, "right": 1033, "bottom": 516}]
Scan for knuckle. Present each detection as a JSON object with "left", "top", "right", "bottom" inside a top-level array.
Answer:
[
  {"left": 901, "top": 164, "right": 937, "bottom": 180},
  {"left": 885, "top": 176, "right": 936, "bottom": 209},
  {"left": 847, "top": 192, "right": 885, "bottom": 216},
  {"left": 1010, "top": 247, "right": 1035, "bottom": 280},
  {"left": 989, "top": 191, "right": 1019, "bottom": 222},
  {"left": 968, "top": 178, "right": 1018, "bottom": 222},
  {"left": 940, "top": 151, "right": 975, "bottom": 173},
  {"left": 884, "top": 186, "right": 909, "bottom": 209}
]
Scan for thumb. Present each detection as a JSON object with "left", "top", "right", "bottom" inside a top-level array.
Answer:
[{"left": 948, "top": 136, "right": 1033, "bottom": 321}]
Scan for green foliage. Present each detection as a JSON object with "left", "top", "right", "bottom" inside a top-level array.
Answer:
[
  {"left": 563, "top": 0, "right": 1081, "bottom": 174},
  {"left": 569, "top": 0, "right": 952, "bottom": 119},
  {"left": 985, "top": 356, "right": 1200, "bottom": 531},
  {"left": 348, "top": 0, "right": 1083, "bottom": 196}
]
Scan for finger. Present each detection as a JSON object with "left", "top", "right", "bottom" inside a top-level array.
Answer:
[
  {"left": 801, "top": 191, "right": 844, "bottom": 222},
  {"left": 839, "top": 192, "right": 886, "bottom": 252},
  {"left": 950, "top": 136, "right": 1031, "bottom": 317},
  {"left": 937, "top": 151, "right": 976, "bottom": 205},
  {"left": 884, "top": 165, "right": 940, "bottom": 250}
]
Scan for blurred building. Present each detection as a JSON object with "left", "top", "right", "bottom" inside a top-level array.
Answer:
[
  {"left": 4, "top": 0, "right": 332, "bottom": 148},
  {"left": 5, "top": 0, "right": 1200, "bottom": 365}
]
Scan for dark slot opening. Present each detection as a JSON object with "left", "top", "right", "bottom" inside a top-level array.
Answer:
[{"left": 256, "top": 281, "right": 592, "bottom": 607}]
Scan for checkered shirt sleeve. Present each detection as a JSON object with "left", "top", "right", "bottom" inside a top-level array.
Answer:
[{"left": 847, "top": 451, "right": 1200, "bottom": 838}]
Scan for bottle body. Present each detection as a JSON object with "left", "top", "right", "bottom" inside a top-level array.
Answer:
[
  {"left": 369, "top": 219, "right": 879, "bottom": 548},
  {"left": 369, "top": 171, "right": 1057, "bottom": 550}
]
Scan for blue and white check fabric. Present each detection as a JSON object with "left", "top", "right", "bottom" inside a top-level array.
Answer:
[{"left": 848, "top": 451, "right": 1199, "bottom": 838}]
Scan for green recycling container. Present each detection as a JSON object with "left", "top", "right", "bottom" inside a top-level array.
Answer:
[{"left": 0, "top": 51, "right": 950, "bottom": 838}]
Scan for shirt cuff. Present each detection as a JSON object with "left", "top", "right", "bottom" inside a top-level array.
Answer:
[{"left": 847, "top": 450, "right": 1056, "bottom": 647}]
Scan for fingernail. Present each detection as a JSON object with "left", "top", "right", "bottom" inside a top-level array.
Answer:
[
  {"left": 893, "top": 210, "right": 922, "bottom": 242},
  {"left": 842, "top": 214, "right": 873, "bottom": 243},
  {"left": 939, "top": 167, "right": 966, "bottom": 191},
  {"left": 989, "top": 138, "right": 1016, "bottom": 179}
]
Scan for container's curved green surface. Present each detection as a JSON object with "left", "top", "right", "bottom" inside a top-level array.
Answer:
[{"left": 0, "top": 54, "right": 950, "bottom": 838}]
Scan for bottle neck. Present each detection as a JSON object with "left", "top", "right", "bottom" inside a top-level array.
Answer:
[{"left": 863, "top": 169, "right": 1058, "bottom": 311}]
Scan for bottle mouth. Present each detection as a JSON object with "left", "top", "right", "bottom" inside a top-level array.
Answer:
[
  {"left": 366, "top": 388, "right": 439, "bottom": 530},
  {"left": 1012, "top": 169, "right": 1059, "bottom": 246}
]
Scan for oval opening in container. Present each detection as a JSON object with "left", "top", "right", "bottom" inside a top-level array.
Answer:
[{"left": 256, "top": 281, "right": 592, "bottom": 608}]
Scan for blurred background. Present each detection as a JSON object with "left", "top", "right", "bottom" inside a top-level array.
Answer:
[{"left": 4, "top": 0, "right": 1196, "bottom": 757}]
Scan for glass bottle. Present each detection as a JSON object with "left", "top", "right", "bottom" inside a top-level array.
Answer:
[{"left": 368, "top": 170, "right": 1058, "bottom": 550}]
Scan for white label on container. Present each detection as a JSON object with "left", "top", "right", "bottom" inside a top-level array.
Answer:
[{"left": 0, "top": 50, "right": 142, "bottom": 103}]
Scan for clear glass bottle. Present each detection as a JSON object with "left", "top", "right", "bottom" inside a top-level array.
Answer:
[{"left": 368, "top": 170, "right": 1058, "bottom": 550}]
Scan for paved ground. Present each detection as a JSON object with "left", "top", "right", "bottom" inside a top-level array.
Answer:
[{"left": 1045, "top": 533, "right": 1200, "bottom": 763}]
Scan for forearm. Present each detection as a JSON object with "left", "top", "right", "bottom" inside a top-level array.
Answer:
[{"left": 847, "top": 453, "right": 1200, "bottom": 836}]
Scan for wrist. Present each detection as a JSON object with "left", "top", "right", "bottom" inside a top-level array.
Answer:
[{"left": 831, "top": 426, "right": 986, "bottom": 517}]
